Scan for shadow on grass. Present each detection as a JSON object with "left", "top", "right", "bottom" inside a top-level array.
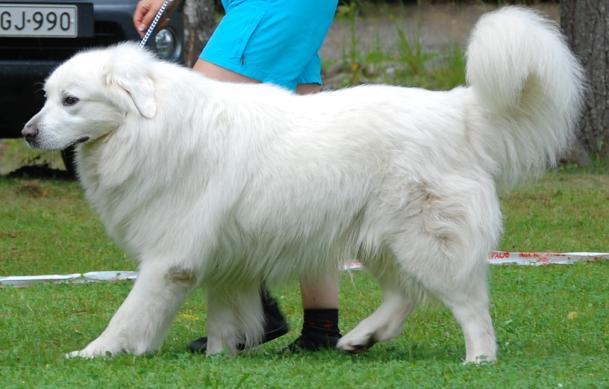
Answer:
[{"left": 6, "top": 164, "right": 74, "bottom": 180}]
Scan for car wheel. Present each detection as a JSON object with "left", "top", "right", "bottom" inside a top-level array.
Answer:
[{"left": 61, "top": 146, "right": 77, "bottom": 178}]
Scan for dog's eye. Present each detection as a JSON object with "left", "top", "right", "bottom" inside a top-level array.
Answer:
[{"left": 62, "top": 96, "right": 79, "bottom": 106}]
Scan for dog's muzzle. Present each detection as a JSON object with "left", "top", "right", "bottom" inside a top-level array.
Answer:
[{"left": 21, "top": 122, "right": 39, "bottom": 146}]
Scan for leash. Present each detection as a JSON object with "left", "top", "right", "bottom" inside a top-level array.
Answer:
[{"left": 138, "top": 0, "right": 173, "bottom": 48}]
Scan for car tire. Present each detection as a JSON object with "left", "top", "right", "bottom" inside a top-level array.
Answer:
[{"left": 61, "top": 146, "right": 77, "bottom": 178}]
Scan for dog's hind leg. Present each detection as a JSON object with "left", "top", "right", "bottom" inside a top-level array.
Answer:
[
  {"left": 402, "top": 177, "right": 498, "bottom": 362},
  {"left": 386, "top": 239, "right": 496, "bottom": 363},
  {"left": 337, "top": 273, "right": 415, "bottom": 353},
  {"left": 389, "top": 201, "right": 498, "bottom": 362},
  {"left": 205, "top": 284, "right": 264, "bottom": 356},
  {"left": 346, "top": 177, "right": 500, "bottom": 362},
  {"left": 431, "top": 277, "right": 496, "bottom": 363},
  {"left": 66, "top": 261, "right": 198, "bottom": 358}
]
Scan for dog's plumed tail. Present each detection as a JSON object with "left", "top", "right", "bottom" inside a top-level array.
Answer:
[{"left": 466, "top": 7, "right": 584, "bottom": 187}]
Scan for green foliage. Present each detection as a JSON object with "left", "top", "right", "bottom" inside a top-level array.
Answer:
[
  {"left": 396, "top": 29, "right": 432, "bottom": 76},
  {"left": 328, "top": 4, "right": 466, "bottom": 90}
]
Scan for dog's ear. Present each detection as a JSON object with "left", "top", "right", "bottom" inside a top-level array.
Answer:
[
  {"left": 102, "top": 45, "right": 157, "bottom": 118},
  {"left": 106, "top": 73, "right": 157, "bottom": 119}
]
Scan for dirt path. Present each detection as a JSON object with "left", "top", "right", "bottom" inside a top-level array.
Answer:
[{"left": 320, "top": 3, "right": 559, "bottom": 62}]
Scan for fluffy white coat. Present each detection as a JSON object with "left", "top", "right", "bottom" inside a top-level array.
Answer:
[{"left": 24, "top": 7, "right": 584, "bottom": 362}]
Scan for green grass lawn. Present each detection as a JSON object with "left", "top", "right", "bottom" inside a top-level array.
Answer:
[
  {"left": 1, "top": 161, "right": 608, "bottom": 387},
  {"left": 1, "top": 265, "right": 608, "bottom": 388}
]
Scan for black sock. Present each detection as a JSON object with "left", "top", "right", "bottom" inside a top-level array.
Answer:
[{"left": 302, "top": 308, "right": 340, "bottom": 337}]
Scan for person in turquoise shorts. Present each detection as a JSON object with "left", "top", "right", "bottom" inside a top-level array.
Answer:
[{"left": 134, "top": 0, "right": 341, "bottom": 353}]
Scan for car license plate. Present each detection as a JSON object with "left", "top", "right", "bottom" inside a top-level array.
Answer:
[{"left": 0, "top": 4, "right": 78, "bottom": 38}]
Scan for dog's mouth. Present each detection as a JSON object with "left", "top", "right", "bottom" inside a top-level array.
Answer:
[{"left": 68, "top": 136, "right": 91, "bottom": 148}]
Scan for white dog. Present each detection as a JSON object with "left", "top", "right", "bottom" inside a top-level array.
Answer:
[{"left": 23, "top": 7, "right": 583, "bottom": 362}]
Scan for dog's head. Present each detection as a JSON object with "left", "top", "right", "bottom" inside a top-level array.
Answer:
[{"left": 22, "top": 42, "right": 158, "bottom": 150}]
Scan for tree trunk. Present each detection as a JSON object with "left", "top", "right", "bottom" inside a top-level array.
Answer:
[
  {"left": 182, "top": 0, "right": 216, "bottom": 67},
  {"left": 560, "top": 0, "right": 609, "bottom": 163}
]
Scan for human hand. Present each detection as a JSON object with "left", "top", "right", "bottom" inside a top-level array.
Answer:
[{"left": 133, "top": 0, "right": 180, "bottom": 38}]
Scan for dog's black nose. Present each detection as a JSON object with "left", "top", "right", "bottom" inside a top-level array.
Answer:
[{"left": 21, "top": 123, "right": 39, "bottom": 142}]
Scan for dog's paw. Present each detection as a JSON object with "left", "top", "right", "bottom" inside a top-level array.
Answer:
[
  {"left": 336, "top": 331, "right": 376, "bottom": 354},
  {"left": 463, "top": 354, "right": 497, "bottom": 365},
  {"left": 65, "top": 350, "right": 86, "bottom": 359},
  {"left": 65, "top": 338, "right": 124, "bottom": 359},
  {"left": 65, "top": 348, "right": 116, "bottom": 359}
]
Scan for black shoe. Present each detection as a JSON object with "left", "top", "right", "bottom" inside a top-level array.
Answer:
[
  {"left": 285, "top": 330, "right": 342, "bottom": 352},
  {"left": 188, "top": 288, "right": 289, "bottom": 353},
  {"left": 187, "top": 322, "right": 289, "bottom": 353}
]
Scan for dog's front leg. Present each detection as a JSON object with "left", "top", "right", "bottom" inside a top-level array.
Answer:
[
  {"left": 67, "top": 262, "right": 197, "bottom": 358},
  {"left": 205, "top": 284, "right": 264, "bottom": 356}
]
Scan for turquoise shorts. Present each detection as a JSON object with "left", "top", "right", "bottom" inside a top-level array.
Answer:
[{"left": 200, "top": 0, "right": 338, "bottom": 91}]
